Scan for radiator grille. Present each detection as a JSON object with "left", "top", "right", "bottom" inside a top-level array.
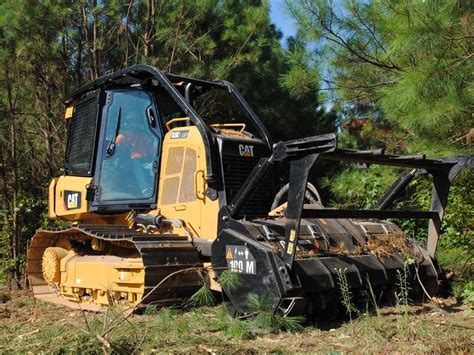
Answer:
[
  {"left": 222, "top": 155, "right": 274, "bottom": 218},
  {"left": 65, "top": 93, "right": 100, "bottom": 175}
]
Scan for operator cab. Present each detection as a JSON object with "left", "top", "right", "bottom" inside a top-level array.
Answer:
[{"left": 58, "top": 66, "right": 274, "bottom": 218}]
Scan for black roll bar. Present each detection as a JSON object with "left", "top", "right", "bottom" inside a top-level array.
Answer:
[{"left": 64, "top": 64, "right": 274, "bottom": 196}]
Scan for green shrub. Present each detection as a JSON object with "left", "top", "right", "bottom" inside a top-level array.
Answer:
[
  {"left": 461, "top": 282, "right": 474, "bottom": 309},
  {"left": 326, "top": 166, "right": 473, "bottom": 249}
]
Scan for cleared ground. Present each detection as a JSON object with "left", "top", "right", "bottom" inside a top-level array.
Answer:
[{"left": 0, "top": 290, "right": 473, "bottom": 354}]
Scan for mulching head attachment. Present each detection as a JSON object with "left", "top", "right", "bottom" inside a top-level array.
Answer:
[{"left": 212, "top": 134, "right": 472, "bottom": 318}]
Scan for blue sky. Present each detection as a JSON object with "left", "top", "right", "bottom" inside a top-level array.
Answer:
[
  {"left": 269, "top": 0, "right": 297, "bottom": 44},
  {"left": 269, "top": 1, "right": 335, "bottom": 108}
]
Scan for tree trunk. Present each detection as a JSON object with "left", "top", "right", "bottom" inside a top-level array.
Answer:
[
  {"left": 76, "top": 17, "right": 84, "bottom": 85},
  {"left": 91, "top": 0, "right": 99, "bottom": 79},
  {"left": 4, "top": 62, "right": 21, "bottom": 290},
  {"left": 44, "top": 76, "right": 55, "bottom": 179},
  {"left": 144, "top": 0, "right": 155, "bottom": 58},
  {"left": 0, "top": 144, "right": 8, "bottom": 210}
]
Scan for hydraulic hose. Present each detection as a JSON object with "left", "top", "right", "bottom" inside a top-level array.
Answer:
[{"left": 271, "top": 182, "right": 322, "bottom": 210}]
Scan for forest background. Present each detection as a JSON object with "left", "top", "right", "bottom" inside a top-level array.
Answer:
[{"left": 0, "top": 0, "right": 472, "bottom": 297}]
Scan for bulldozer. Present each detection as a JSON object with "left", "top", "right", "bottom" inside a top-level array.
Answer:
[{"left": 27, "top": 64, "right": 472, "bottom": 318}]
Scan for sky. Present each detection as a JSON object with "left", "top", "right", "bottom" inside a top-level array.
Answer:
[
  {"left": 269, "top": 0, "right": 335, "bottom": 108},
  {"left": 269, "top": 0, "right": 297, "bottom": 45}
]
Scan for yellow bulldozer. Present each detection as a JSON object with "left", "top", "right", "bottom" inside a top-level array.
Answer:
[{"left": 27, "top": 64, "right": 472, "bottom": 317}]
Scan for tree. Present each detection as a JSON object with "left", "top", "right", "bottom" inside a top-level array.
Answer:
[
  {"left": 287, "top": 0, "right": 473, "bottom": 155},
  {"left": 0, "top": 0, "right": 333, "bottom": 288},
  {"left": 287, "top": 0, "right": 473, "bottom": 250}
]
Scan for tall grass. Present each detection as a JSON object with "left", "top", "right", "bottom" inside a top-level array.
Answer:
[{"left": 335, "top": 268, "right": 360, "bottom": 320}]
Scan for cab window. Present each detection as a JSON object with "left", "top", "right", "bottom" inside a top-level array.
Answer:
[{"left": 97, "top": 89, "right": 160, "bottom": 202}]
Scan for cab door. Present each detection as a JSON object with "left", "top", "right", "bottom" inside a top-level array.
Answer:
[{"left": 92, "top": 89, "right": 162, "bottom": 211}]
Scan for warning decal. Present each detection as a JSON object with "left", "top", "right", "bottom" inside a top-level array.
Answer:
[{"left": 225, "top": 245, "right": 256, "bottom": 275}]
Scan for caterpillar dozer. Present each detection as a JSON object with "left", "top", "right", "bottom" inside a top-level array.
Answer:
[{"left": 27, "top": 64, "right": 472, "bottom": 317}]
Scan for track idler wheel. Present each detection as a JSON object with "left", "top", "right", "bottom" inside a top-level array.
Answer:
[{"left": 42, "top": 247, "right": 68, "bottom": 283}]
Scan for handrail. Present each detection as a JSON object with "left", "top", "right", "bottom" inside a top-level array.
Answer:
[
  {"left": 210, "top": 123, "right": 246, "bottom": 133},
  {"left": 165, "top": 117, "right": 191, "bottom": 131}
]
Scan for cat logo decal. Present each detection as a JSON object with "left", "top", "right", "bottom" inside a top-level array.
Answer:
[
  {"left": 238, "top": 144, "right": 254, "bottom": 157},
  {"left": 64, "top": 191, "right": 81, "bottom": 210}
]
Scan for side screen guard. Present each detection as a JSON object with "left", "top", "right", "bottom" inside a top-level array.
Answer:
[{"left": 320, "top": 151, "right": 473, "bottom": 259}]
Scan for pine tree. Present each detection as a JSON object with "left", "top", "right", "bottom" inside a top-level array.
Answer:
[
  {"left": 288, "top": 0, "right": 473, "bottom": 154},
  {"left": 287, "top": 0, "right": 473, "bottom": 249},
  {"left": 0, "top": 0, "right": 333, "bottom": 287}
]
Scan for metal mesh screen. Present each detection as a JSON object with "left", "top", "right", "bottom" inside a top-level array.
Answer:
[
  {"left": 179, "top": 148, "right": 197, "bottom": 203},
  {"left": 222, "top": 155, "right": 274, "bottom": 217},
  {"left": 65, "top": 92, "right": 100, "bottom": 175}
]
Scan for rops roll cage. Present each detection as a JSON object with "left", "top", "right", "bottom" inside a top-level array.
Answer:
[{"left": 65, "top": 64, "right": 273, "bottom": 200}]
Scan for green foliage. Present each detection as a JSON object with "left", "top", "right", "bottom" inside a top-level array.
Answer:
[
  {"left": 3, "top": 294, "right": 474, "bottom": 353},
  {"left": 395, "top": 262, "right": 411, "bottom": 312},
  {"left": 461, "top": 281, "right": 474, "bottom": 312},
  {"left": 279, "top": 37, "right": 320, "bottom": 101},
  {"left": 215, "top": 304, "right": 254, "bottom": 339},
  {"left": 217, "top": 269, "right": 241, "bottom": 291},
  {"left": 0, "top": 196, "right": 49, "bottom": 286},
  {"left": 288, "top": 0, "right": 474, "bottom": 152},
  {"left": 437, "top": 171, "right": 474, "bottom": 248},
  {"left": 187, "top": 269, "right": 216, "bottom": 307},
  {"left": 337, "top": 129, "right": 359, "bottom": 150},
  {"left": 247, "top": 293, "right": 304, "bottom": 333},
  {"left": 188, "top": 285, "right": 215, "bottom": 307},
  {"left": 365, "top": 275, "right": 380, "bottom": 316},
  {"left": 323, "top": 165, "right": 396, "bottom": 209},
  {"left": 323, "top": 163, "right": 472, "bottom": 248},
  {"left": 394, "top": 171, "right": 473, "bottom": 247},
  {"left": 223, "top": 316, "right": 253, "bottom": 339},
  {"left": 144, "top": 304, "right": 158, "bottom": 316},
  {"left": 437, "top": 244, "right": 474, "bottom": 299}
]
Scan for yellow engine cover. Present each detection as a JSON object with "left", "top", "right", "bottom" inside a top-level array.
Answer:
[{"left": 158, "top": 126, "right": 220, "bottom": 239}]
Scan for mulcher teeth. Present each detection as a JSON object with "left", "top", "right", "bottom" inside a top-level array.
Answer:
[{"left": 212, "top": 220, "right": 442, "bottom": 318}]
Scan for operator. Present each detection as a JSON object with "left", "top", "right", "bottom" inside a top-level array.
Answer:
[{"left": 115, "top": 117, "right": 157, "bottom": 197}]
